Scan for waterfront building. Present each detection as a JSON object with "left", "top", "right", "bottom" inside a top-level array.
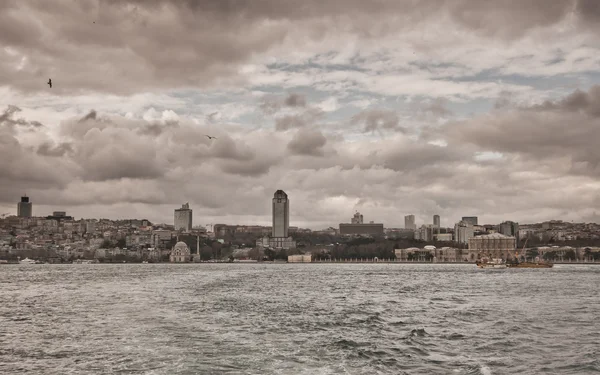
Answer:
[
  {"left": 468, "top": 233, "right": 517, "bottom": 262},
  {"left": 170, "top": 241, "right": 191, "bottom": 263},
  {"left": 288, "top": 254, "right": 312, "bottom": 263}
]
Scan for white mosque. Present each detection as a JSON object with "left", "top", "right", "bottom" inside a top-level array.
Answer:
[{"left": 170, "top": 241, "right": 191, "bottom": 263}]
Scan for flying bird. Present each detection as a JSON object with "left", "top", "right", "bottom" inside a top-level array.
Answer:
[
  {"left": 47, "top": 79, "right": 52, "bottom": 88},
  {"left": 205, "top": 135, "right": 217, "bottom": 140}
]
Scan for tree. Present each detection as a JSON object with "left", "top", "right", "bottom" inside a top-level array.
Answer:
[
  {"left": 115, "top": 238, "right": 126, "bottom": 248},
  {"left": 564, "top": 249, "right": 577, "bottom": 261},
  {"left": 526, "top": 249, "right": 539, "bottom": 261},
  {"left": 100, "top": 239, "right": 113, "bottom": 248}
]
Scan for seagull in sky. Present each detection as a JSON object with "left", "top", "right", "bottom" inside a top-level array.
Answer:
[
  {"left": 47, "top": 79, "right": 52, "bottom": 88},
  {"left": 205, "top": 135, "right": 217, "bottom": 140}
]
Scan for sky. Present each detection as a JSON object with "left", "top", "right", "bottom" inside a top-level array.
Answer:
[{"left": 1, "top": 0, "right": 600, "bottom": 229}]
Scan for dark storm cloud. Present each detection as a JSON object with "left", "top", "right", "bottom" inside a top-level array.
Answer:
[
  {"left": 1, "top": 0, "right": 596, "bottom": 95},
  {"left": 79, "top": 110, "right": 97, "bottom": 122},
  {"left": 287, "top": 128, "right": 327, "bottom": 157},
  {"left": 351, "top": 109, "right": 404, "bottom": 133},
  {"left": 447, "top": 85, "right": 600, "bottom": 176},
  {"left": 0, "top": 105, "right": 44, "bottom": 130},
  {"left": 284, "top": 93, "right": 307, "bottom": 108},
  {"left": 576, "top": 0, "right": 600, "bottom": 26},
  {"left": 275, "top": 108, "right": 324, "bottom": 131},
  {"left": 36, "top": 141, "right": 74, "bottom": 157},
  {"left": 533, "top": 85, "right": 600, "bottom": 117},
  {"left": 260, "top": 93, "right": 307, "bottom": 115},
  {"left": 422, "top": 98, "right": 453, "bottom": 118}
]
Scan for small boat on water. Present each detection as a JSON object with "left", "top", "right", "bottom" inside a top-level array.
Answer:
[
  {"left": 507, "top": 261, "right": 553, "bottom": 268},
  {"left": 477, "top": 258, "right": 507, "bottom": 269},
  {"left": 19, "top": 258, "right": 37, "bottom": 264}
]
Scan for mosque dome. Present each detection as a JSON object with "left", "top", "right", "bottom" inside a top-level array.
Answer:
[
  {"left": 173, "top": 241, "right": 190, "bottom": 254},
  {"left": 170, "top": 241, "right": 191, "bottom": 263}
]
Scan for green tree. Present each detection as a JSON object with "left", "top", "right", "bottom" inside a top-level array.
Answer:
[
  {"left": 100, "top": 239, "right": 113, "bottom": 248},
  {"left": 564, "top": 249, "right": 577, "bottom": 261}
]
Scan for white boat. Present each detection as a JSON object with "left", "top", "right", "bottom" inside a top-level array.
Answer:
[
  {"left": 477, "top": 258, "right": 507, "bottom": 269},
  {"left": 19, "top": 258, "right": 37, "bottom": 264}
]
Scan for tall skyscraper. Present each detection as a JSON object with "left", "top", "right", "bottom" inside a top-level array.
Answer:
[
  {"left": 404, "top": 214, "right": 416, "bottom": 230},
  {"left": 461, "top": 216, "right": 478, "bottom": 226},
  {"left": 272, "top": 190, "right": 289, "bottom": 238},
  {"left": 433, "top": 214, "right": 440, "bottom": 228},
  {"left": 174, "top": 203, "right": 192, "bottom": 232},
  {"left": 17, "top": 196, "right": 32, "bottom": 218}
]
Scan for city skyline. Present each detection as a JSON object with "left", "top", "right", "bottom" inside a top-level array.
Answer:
[
  {"left": 4, "top": 192, "right": 591, "bottom": 231},
  {"left": 2, "top": 1, "right": 600, "bottom": 229}
]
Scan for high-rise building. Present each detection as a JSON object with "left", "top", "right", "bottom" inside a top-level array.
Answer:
[
  {"left": 351, "top": 211, "right": 364, "bottom": 224},
  {"left": 404, "top": 214, "right": 416, "bottom": 230},
  {"left": 433, "top": 215, "right": 440, "bottom": 228},
  {"left": 272, "top": 190, "right": 289, "bottom": 238},
  {"left": 461, "top": 216, "right": 478, "bottom": 226},
  {"left": 498, "top": 221, "right": 519, "bottom": 243},
  {"left": 256, "top": 190, "right": 295, "bottom": 250},
  {"left": 174, "top": 203, "right": 193, "bottom": 232},
  {"left": 17, "top": 196, "right": 32, "bottom": 218},
  {"left": 454, "top": 221, "right": 475, "bottom": 244}
]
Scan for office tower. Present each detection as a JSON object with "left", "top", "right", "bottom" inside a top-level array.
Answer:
[
  {"left": 404, "top": 214, "right": 416, "bottom": 230},
  {"left": 433, "top": 214, "right": 440, "bottom": 228},
  {"left": 17, "top": 196, "right": 32, "bottom": 218},
  {"left": 174, "top": 203, "right": 193, "bottom": 232},
  {"left": 272, "top": 190, "right": 289, "bottom": 238},
  {"left": 461, "top": 216, "right": 478, "bottom": 226}
]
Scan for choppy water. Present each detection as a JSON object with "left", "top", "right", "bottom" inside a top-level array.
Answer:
[{"left": 1, "top": 264, "right": 599, "bottom": 374}]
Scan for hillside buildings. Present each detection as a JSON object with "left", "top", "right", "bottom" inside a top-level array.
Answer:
[
  {"left": 461, "top": 216, "right": 478, "bottom": 226},
  {"left": 498, "top": 221, "right": 519, "bottom": 242},
  {"left": 174, "top": 203, "right": 192, "bottom": 232},
  {"left": 454, "top": 220, "right": 475, "bottom": 244}
]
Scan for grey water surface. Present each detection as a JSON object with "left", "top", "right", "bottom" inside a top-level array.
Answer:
[{"left": 1, "top": 264, "right": 599, "bottom": 375}]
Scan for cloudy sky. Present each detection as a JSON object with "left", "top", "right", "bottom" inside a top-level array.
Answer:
[{"left": 1, "top": 0, "right": 600, "bottom": 229}]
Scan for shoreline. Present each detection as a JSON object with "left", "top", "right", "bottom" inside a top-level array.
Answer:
[{"left": 2, "top": 261, "right": 600, "bottom": 265}]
